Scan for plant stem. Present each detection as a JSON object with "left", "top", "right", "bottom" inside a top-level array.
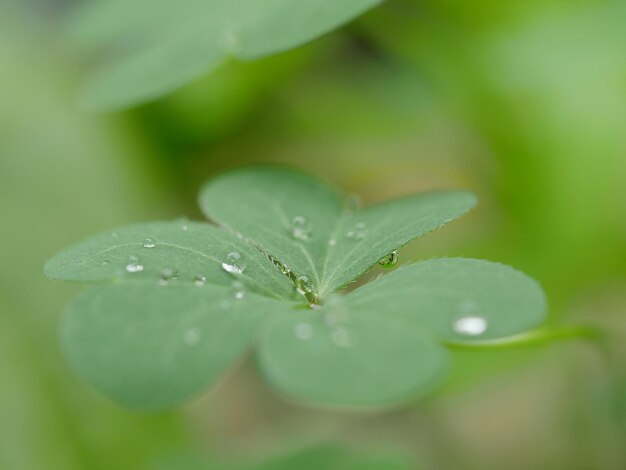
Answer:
[{"left": 443, "top": 325, "right": 604, "bottom": 350}]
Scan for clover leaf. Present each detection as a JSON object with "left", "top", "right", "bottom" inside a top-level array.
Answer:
[
  {"left": 45, "top": 166, "right": 547, "bottom": 410},
  {"left": 67, "top": 0, "right": 385, "bottom": 111}
]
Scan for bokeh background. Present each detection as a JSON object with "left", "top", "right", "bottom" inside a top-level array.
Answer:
[{"left": 1, "top": 0, "right": 625, "bottom": 469}]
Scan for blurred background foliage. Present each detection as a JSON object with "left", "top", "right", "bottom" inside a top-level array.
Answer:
[{"left": 1, "top": 0, "right": 625, "bottom": 469}]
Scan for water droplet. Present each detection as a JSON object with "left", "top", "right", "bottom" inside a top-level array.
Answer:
[
  {"left": 221, "top": 251, "right": 245, "bottom": 275},
  {"left": 328, "top": 238, "right": 337, "bottom": 247},
  {"left": 378, "top": 250, "right": 398, "bottom": 268},
  {"left": 453, "top": 315, "right": 488, "bottom": 336},
  {"left": 291, "top": 215, "right": 311, "bottom": 241},
  {"left": 331, "top": 327, "right": 352, "bottom": 348},
  {"left": 159, "top": 267, "right": 178, "bottom": 285},
  {"left": 219, "top": 27, "right": 241, "bottom": 53},
  {"left": 346, "top": 222, "right": 366, "bottom": 240},
  {"left": 142, "top": 237, "right": 156, "bottom": 248},
  {"left": 294, "top": 322, "right": 314, "bottom": 340},
  {"left": 232, "top": 280, "right": 245, "bottom": 300},
  {"left": 125, "top": 256, "right": 143, "bottom": 273},
  {"left": 194, "top": 274, "right": 207, "bottom": 286},
  {"left": 183, "top": 327, "right": 201, "bottom": 345},
  {"left": 181, "top": 224, "right": 189, "bottom": 232},
  {"left": 273, "top": 258, "right": 290, "bottom": 275},
  {"left": 295, "top": 275, "right": 313, "bottom": 296},
  {"left": 101, "top": 260, "right": 110, "bottom": 266}
]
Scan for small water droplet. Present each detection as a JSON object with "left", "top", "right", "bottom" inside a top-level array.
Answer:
[
  {"left": 346, "top": 222, "right": 366, "bottom": 240},
  {"left": 378, "top": 250, "right": 398, "bottom": 268},
  {"left": 232, "top": 280, "right": 245, "bottom": 300},
  {"left": 194, "top": 274, "right": 207, "bottom": 286},
  {"left": 125, "top": 256, "right": 143, "bottom": 273},
  {"left": 101, "top": 260, "right": 110, "bottom": 266},
  {"left": 328, "top": 238, "right": 337, "bottom": 247},
  {"left": 291, "top": 215, "right": 311, "bottom": 241},
  {"left": 273, "top": 258, "right": 290, "bottom": 275},
  {"left": 294, "top": 322, "right": 314, "bottom": 340},
  {"left": 295, "top": 275, "right": 313, "bottom": 296},
  {"left": 142, "top": 237, "right": 156, "bottom": 248},
  {"left": 221, "top": 251, "right": 245, "bottom": 275},
  {"left": 453, "top": 315, "right": 488, "bottom": 336},
  {"left": 331, "top": 327, "right": 352, "bottom": 348},
  {"left": 181, "top": 224, "right": 189, "bottom": 232},
  {"left": 159, "top": 267, "right": 178, "bottom": 285},
  {"left": 183, "top": 327, "right": 201, "bottom": 345}
]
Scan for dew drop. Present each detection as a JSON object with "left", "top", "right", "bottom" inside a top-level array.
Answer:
[
  {"left": 294, "top": 322, "right": 314, "bottom": 341},
  {"left": 181, "top": 224, "right": 189, "bottom": 232},
  {"left": 328, "top": 238, "right": 337, "bottom": 247},
  {"left": 183, "top": 327, "right": 201, "bottom": 346},
  {"left": 291, "top": 215, "right": 311, "bottom": 241},
  {"left": 346, "top": 222, "right": 366, "bottom": 240},
  {"left": 221, "top": 251, "right": 245, "bottom": 274},
  {"left": 159, "top": 267, "right": 178, "bottom": 286},
  {"left": 125, "top": 256, "right": 143, "bottom": 273},
  {"left": 331, "top": 327, "right": 352, "bottom": 348},
  {"left": 273, "top": 258, "right": 290, "bottom": 275},
  {"left": 295, "top": 275, "right": 313, "bottom": 296},
  {"left": 101, "top": 260, "right": 110, "bottom": 266},
  {"left": 142, "top": 237, "right": 156, "bottom": 248},
  {"left": 378, "top": 250, "right": 398, "bottom": 268},
  {"left": 194, "top": 274, "right": 207, "bottom": 286},
  {"left": 453, "top": 315, "right": 488, "bottom": 336},
  {"left": 232, "top": 280, "right": 245, "bottom": 300}
]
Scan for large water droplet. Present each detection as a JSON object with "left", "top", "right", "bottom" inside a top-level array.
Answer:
[
  {"left": 453, "top": 315, "right": 488, "bottom": 336},
  {"left": 159, "top": 267, "right": 178, "bottom": 286},
  {"left": 221, "top": 251, "right": 245, "bottom": 275},
  {"left": 194, "top": 274, "right": 207, "bottom": 286},
  {"left": 378, "top": 250, "right": 398, "bottom": 268},
  {"left": 183, "top": 327, "right": 201, "bottom": 346},
  {"left": 294, "top": 322, "right": 314, "bottom": 340},
  {"left": 142, "top": 237, "right": 156, "bottom": 248},
  {"left": 291, "top": 215, "right": 311, "bottom": 241},
  {"left": 232, "top": 280, "right": 245, "bottom": 300},
  {"left": 346, "top": 222, "right": 366, "bottom": 240},
  {"left": 125, "top": 256, "right": 143, "bottom": 273}
]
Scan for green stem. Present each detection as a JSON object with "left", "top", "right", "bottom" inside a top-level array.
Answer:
[{"left": 444, "top": 325, "right": 604, "bottom": 350}]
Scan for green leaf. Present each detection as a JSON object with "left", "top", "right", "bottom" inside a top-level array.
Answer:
[
  {"left": 44, "top": 220, "right": 297, "bottom": 301},
  {"left": 257, "top": 297, "right": 448, "bottom": 406},
  {"left": 68, "top": 0, "right": 384, "bottom": 110},
  {"left": 199, "top": 166, "right": 476, "bottom": 298},
  {"left": 46, "top": 166, "right": 548, "bottom": 409},
  {"left": 62, "top": 283, "right": 291, "bottom": 410},
  {"left": 348, "top": 258, "right": 548, "bottom": 342}
]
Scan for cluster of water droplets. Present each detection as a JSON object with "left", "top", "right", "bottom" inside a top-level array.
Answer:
[{"left": 452, "top": 300, "right": 488, "bottom": 337}]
